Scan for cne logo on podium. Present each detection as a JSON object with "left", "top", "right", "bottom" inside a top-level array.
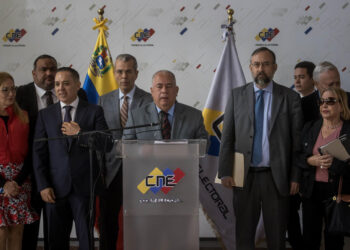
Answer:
[{"left": 137, "top": 167, "right": 185, "bottom": 195}]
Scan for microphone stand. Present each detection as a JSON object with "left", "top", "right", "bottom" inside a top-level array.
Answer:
[{"left": 34, "top": 122, "right": 159, "bottom": 250}]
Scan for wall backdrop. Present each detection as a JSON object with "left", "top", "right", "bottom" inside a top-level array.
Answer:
[{"left": 1, "top": 0, "right": 350, "bottom": 108}]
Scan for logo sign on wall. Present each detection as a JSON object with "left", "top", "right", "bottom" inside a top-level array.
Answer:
[
  {"left": 131, "top": 28, "right": 155, "bottom": 47},
  {"left": 2, "top": 28, "right": 27, "bottom": 47},
  {"left": 137, "top": 167, "right": 185, "bottom": 194},
  {"left": 255, "top": 27, "right": 279, "bottom": 47}
]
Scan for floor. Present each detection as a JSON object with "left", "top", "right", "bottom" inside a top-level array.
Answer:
[
  {"left": 36, "top": 236, "right": 350, "bottom": 249},
  {"left": 36, "top": 238, "right": 291, "bottom": 249}
]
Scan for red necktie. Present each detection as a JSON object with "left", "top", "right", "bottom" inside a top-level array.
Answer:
[{"left": 160, "top": 111, "right": 171, "bottom": 139}]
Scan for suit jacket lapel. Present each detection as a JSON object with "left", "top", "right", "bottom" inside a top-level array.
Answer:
[
  {"left": 269, "top": 82, "right": 283, "bottom": 135},
  {"left": 246, "top": 83, "right": 255, "bottom": 124},
  {"left": 75, "top": 99, "right": 88, "bottom": 125},
  {"left": 146, "top": 103, "right": 162, "bottom": 139},
  {"left": 53, "top": 103, "right": 66, "bottom": 148},
  {"left": 130, "top": 87, "right": 142, "bottom": 109},
  {"left": 113, "top": 90, "right": 121, "bottom": 128},
  {"left": 68, "top": 99, "right": 88, "bottom": 151},
  {"left": 29, "top": 82, "right": 39, "bottom": 116},
  {"left": 172, "top": 103, "right": 184, "bottom": 139}
]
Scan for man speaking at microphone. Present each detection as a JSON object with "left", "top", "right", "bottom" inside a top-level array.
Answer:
[
  {"left": 123, "top": 70, "right": 208, "bottom": 141},
  {"left": 33, "top": 67, "right": 108, "bottom": 250}
]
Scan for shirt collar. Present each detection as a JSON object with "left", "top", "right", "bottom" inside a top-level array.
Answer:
[
  {"left": 253, "top": 81, "right": 273, "bottom": 94},
  {"left": 60, "top": 97, "right": 79, "bottom": 109},
  {"left": 155, "top": 103, "right": 175, "bottom": 117},
  {"left": 34, "top": 83, "right": 56, "bottom": 98},
  {"left": 119, "top": 86, "right": 136, "bottom": 100}
]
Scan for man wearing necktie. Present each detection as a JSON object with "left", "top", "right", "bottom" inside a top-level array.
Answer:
[
  {"left": 123, "top": 70, "right": 208, "bottom": 141},
  {"left": 218, "top": 47, "right": 303, "bottom": 250},
  {"left": 33, "top": 67, "right": 108, "bottom": 250},
  {"left": 98, "top": 54, "right": 153, "bottom": 250},
  {"left": 15, "top": 55, "right": 88, "bottom": 250}
]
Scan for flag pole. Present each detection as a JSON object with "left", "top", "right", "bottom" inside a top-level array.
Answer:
[
  {"left": 97, "top": 8, "right": 115, "bottom": 66},
  {"left": 97, "top": 8, "right": 104, "bottom": 22},
  {"left": 227, "top": 9, "right": 234, "bottom": 29}
]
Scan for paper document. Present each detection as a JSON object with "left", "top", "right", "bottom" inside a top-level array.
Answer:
[
  {"left": 215, "top": 152, "right": 244, "bottom": 187},
  {"left": 319, "top": 134, "right": 350, "bottom": 161}
]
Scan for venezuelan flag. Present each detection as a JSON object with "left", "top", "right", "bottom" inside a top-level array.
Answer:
[{"left": 83, "top": 18, "right": 118, "bottom": 104}]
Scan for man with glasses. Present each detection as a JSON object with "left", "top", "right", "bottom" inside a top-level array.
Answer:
[{"left": 218, "top": 47, "right": 303, "bottom": 250}]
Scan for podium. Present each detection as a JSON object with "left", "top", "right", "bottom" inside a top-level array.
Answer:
[{"left": 119, "top": 139, "right": 206, "bottom": 250}]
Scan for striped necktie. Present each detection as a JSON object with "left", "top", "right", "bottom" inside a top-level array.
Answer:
[{"left": 120, "top": 96, "right": 129, "bottom": 128}]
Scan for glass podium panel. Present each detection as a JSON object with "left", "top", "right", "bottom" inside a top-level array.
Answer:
[{"left": 122, "top": 140, "right": 205, "bottom": 250}]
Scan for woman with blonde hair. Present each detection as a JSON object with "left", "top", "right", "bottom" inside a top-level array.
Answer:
[
  {"left": 298, "top": 87, "right": 350, "bottom": 250},
  {"left": 0, "top": 72, "right": 38, "bottom": 250}
]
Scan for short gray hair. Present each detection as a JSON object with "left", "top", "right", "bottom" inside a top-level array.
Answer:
[
  {"left": 313, "top": 61, "right": 338, "bottom": 82},
  {"left": 152, "top": 70, "right": 176, "bottom": 85},
  {"left": 115, "top": 54, "right": 138, "bottom": 70}
]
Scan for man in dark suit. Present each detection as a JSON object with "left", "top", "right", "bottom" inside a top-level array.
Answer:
[
  {"left": 98, "top": 54, "right": 152, "bottom": 250},
  {"left": 218, "top": 47, "right": 303, "bottom": 250},
  {"left": 33, "top": 67, "right": 107, "bottom": 250},
  {"left": 287, "top": 61, "right": 317, "bottom": 250},
  {"left": 123, "top": 70, "right": 208, "bottom": 140},
  {"left": 16, "top": 54, "right": 87, "bottom": 250},
  {"left": 294, "top": 61, "right": 318, "bottom": 123}
]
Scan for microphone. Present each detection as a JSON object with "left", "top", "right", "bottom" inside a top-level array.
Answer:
[{"left": 34, "top": 122, "right": 160, "bottom": 143}]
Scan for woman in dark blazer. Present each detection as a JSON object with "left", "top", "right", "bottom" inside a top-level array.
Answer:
[{"left": 298, "top": 87, "right": 350, "bottom": 250}]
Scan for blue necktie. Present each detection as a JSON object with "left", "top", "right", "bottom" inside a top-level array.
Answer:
[{"left": 252, "top": 90, "right": 264, "bottom": 165}]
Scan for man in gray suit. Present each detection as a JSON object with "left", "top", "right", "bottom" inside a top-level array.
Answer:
[
  {"left": 123, "top": 70, "right": 208, "bottom": 140},
  {"left": 218, "top": 47, "right": 303, "bottom": 250},
  {"left": 98, "top": 54, "right": 152, "bottom": 250}
]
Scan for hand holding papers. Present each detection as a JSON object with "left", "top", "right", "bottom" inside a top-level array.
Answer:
[
  {"left": 215, "top": 152, "right": 244, "bottom": 187},
  {"left": 319, "top": 134, "right": 350, "bottom": 161}
]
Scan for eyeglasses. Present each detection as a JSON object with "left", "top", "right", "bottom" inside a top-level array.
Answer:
[
  {"left": 318, "top": 97, "right": 338, "bottom": 106},
  {"left": 0, "top": 86, "right": 16, "bottom": 95},
  {"left": 251, "top": 62, "right": 274, "bottom": 68}
]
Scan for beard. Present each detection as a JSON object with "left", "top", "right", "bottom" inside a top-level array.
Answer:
[{"left": 254, "top": 72, "right": 271, "bottom": 88}]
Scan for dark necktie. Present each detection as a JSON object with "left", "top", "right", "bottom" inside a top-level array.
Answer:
[
  {"left": 120, "top": 96, "right": 128, "bottom": 128},
  {"left": 252, "top": 90, "right": 264, "bottom": 165},
  {"left": 160, "top": 111, "right": 171, "bottom": 139},
  {"left": 44, "top": 91, "right": 54, "bottom": 107},
  {"left": 63, "top": 105, "right": 73, "bottom": 148},
  {"left": 64, "top": 105, "right": 72, "bottom": 122}
]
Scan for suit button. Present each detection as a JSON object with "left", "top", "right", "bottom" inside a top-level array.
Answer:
[
  {"left": 247, "top": 151, "right": 251, "bottom": 154},
  {"left": 329, "top": 178, "right": 333, "bottom": 183}
]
